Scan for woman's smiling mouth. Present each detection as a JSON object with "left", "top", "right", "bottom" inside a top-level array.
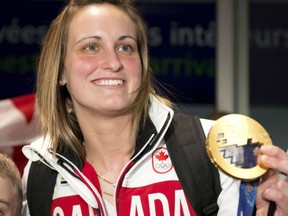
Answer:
[{"left": 94, "top": 79, "right": 124, "bottom": 86}]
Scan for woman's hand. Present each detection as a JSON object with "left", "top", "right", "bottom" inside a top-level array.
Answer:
[{"left": 256, "top": 145, "right": 288, "bottom": 216}]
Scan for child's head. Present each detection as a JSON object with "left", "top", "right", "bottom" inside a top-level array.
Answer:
[{"left": 0, "top": 153, "right": 22, "bottom": 216}]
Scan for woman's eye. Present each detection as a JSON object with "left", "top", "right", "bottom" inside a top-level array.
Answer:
[
  {"left": 118, "top": 44, "right": 132, "bottom": 52},
  {"left": 84, "top": 44, "right": 97, "bottom": 51}
]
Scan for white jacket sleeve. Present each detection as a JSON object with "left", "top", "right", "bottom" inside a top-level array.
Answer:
[
  {"left": 200, "top": 118, "right": 241, "bottom": 215},
  {"left": 217, "top": 170, "right": 241, "bottom": 215}
]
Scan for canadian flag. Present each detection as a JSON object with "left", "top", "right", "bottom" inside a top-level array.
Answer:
[{"left": 0, "top": 93, "right": 41, "bottom": 174}]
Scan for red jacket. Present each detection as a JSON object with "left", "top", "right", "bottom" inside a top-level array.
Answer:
[{"left": 22, "top": 96, "right": 241, "bottom": 216}]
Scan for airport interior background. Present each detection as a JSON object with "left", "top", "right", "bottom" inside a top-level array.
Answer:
[{"left": 0, "top": 0, "right": 287, "bottom": 152}]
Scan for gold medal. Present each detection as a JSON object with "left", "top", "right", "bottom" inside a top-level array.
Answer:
[{"left": 206, "top": 114, "right": 273, "bottom": 180}]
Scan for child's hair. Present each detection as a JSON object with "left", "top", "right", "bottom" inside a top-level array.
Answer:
[{"left": 0, "top": 153, "right": 23, "bottom": 215}]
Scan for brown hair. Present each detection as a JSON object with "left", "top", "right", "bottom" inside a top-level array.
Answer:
[
  {"left": 36, "top": 0, "right": 172, "bottom": 159},
  {"left": 0, "top": 153, "right": 22, "bottom": 216}
]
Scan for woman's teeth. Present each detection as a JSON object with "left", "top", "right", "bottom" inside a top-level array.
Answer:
[{"left": 96, "top": 80, "right": 123, "bottom": 86}]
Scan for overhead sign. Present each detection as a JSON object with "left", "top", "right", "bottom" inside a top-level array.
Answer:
[{"left": 0, "top": 1, "right": 215, "bottom": 103}]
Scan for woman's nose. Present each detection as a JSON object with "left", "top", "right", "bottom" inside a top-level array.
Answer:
[{"left": 102, "top": 50, "right": 123, "bottom": 72}]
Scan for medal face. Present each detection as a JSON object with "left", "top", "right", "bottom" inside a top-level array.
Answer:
[{"left": 206, "top": 114, "right": 273, "bottom": 180}]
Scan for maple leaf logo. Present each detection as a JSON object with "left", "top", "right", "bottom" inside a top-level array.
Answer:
[
  {"left": 152, "top": 148, "right": 172, "bottom": 174},
  {"left": 155, "top": 151, "right": 169, "bottom": 161}
]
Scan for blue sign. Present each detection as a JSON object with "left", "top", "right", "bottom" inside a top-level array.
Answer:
[
  {"left": 0, "top": 1, "right": 215, "bottom": 104},
  {"left": 0, "top": 1, "right": 65, "bottom": 99},
  {"left": 141, "top": 3, "right": 216, "bottom": 103}
]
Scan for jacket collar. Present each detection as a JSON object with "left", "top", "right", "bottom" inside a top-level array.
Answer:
[
  {"left": 148, "top": 95, "right": 174, "bottom": 133},
  {"left": 23, "top": 95, "right": 174, "bottom": 165}
]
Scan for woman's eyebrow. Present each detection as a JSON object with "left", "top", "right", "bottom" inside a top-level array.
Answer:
[
  {"left": 74, "top": 35, "right": 137, "bottom": 46},
  {"left": 119, "top": 35, "right": 137, "bottom": 42},
  {"left": 75, "top": 35, "right": 101, "bottom": 45}
]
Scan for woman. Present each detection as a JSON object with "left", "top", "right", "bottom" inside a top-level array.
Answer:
[
  {"left": 22, "top": 0, "right": 288, "bottom": 215},
  {"left": 0, "top": 153, "right": 23, "bottom": 216}
]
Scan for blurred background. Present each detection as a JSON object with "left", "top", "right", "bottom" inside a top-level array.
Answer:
[{"left": 0, "top": 0, "right": 287, "bottom": 171}]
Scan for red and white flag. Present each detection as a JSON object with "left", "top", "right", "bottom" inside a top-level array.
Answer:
[{"left": 0, "top": 93, "right": 41, "bottom": 174}]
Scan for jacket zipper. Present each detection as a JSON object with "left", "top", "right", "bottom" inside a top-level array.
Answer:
[{"left": 114, "top": 112, "right": 172, "bottom": 214}]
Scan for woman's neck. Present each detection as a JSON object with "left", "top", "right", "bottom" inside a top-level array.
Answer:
[
  {"left": 76, "top": 111, "right": 137, "bottom": 206},
  {"left": 82, "top": 113, "right": 136, "bottom": 174}
]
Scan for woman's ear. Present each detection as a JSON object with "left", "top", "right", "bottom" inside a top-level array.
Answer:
[
  {"left": 59, "top": 79, "right": 66, "bottom": 86},
  {"left": 59, "top": 74, "right": 67, "bottom": 86}
]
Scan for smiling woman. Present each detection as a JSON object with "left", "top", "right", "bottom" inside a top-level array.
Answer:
[{"left": 62, "top": 3, "right": 142, "bottom": 120}]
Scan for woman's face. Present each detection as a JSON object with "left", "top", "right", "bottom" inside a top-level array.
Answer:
[{"left": 62, "top": 4, "right": 142, "bottom": 117}]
